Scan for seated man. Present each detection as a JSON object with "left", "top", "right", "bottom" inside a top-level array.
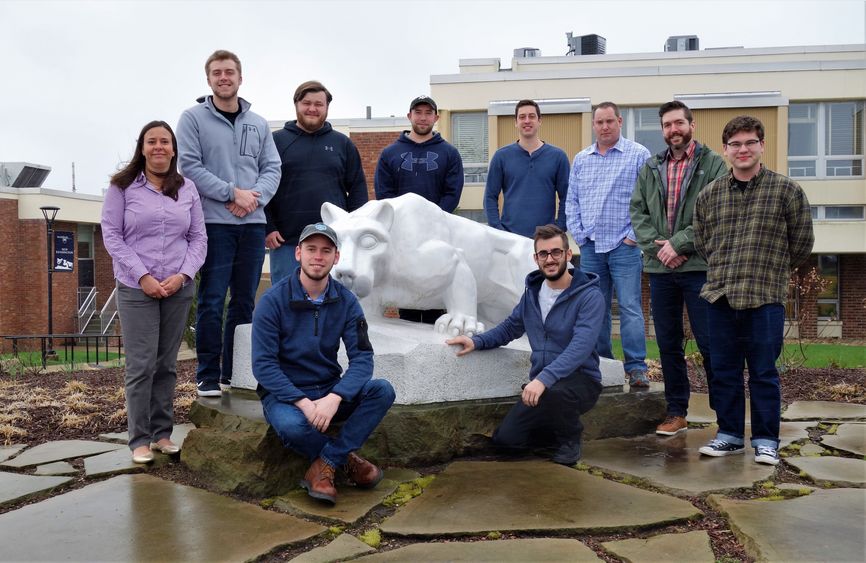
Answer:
[
  {"left": 447, "top": 225, "right": 604, "bottom": 464},
  {"left": 252, "top": 223, "right": 395, "bottom": 504}
]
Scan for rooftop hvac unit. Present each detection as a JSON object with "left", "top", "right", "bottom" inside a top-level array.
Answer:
[
  {"left": 514, "top": 47, "right": 542, "bottom": 58},
  {"left": 566, "top": 33, "right": 606, "bottom": 55},
  {"left": 665, "top": 35, "right": 699, "bottom": 52},
  {"left": 0, "top": 162, "right": 51, "bottom": 188}
]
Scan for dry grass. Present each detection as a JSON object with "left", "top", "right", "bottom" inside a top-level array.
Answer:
[
  {"left": 62, "top": 380, "right": 89, "bottom": 394},
  {"left": 111, "top": 386, "right": 126, "bottom": 402},
  {"left": 58, "top": 412, "right": 94, "bottom": 429},
  {"left": 0, "top": 412, "right": 30, "bottom": 425},
  {"left": 0, "top": 424, "right": 27, "bottom": 444},
  {"left": 63, "top": 392, "right": 99, "bottom": 413},
  {"left": 176, "top": 381, "right": 197, "bottom": 394},
  {"left": 107, "top": 407, "right": 127, "bottom": 426},
  {"left": 823, "top": 382, "right": 865, "bottom": 402}
]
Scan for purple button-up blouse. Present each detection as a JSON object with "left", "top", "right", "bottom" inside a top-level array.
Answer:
[{"left": 101, "top": 173, "right": 207, "bottom": 288}]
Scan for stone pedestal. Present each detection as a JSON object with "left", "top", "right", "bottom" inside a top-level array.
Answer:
[
  {"left": 182, "top": 385, "right": 665, "bottom": 497},
  {"left": 231, "top": 318, "right": 627, "bottom": 398}
]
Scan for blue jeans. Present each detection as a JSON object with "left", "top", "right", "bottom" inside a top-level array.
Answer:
[
  {"left": 196, "top": 223, "right": 266, "bottom": 386},
  {"left": 649, "top": 271, "right": 714, "bottom": 417},
  {"left": 578, "top": 241, "right": 647, "bottom": 373},
  {"left": 261, "top": 379, "right": 396, "bottom": 467},
  {"left": 269, "top": 241, "right": 300, "bottom": 285},
  {"left": 708, "top": 298, "right": 783, "bottom": 448}
]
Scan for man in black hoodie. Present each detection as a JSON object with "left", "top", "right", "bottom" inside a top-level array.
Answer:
[
  {"left": 374, "top": 95, "right": 464, "bottom": 213},
  {"left": 265, "top": 81, "right": 368, "bottom": 284}
]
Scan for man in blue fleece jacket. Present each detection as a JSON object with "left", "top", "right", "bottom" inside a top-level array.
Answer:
[
  {"left": 484, "top": 100, "right": 570, "bottom": 238},
  {"left": 447, "top": 225, "right": 604, "bottom": 464},
  {"left": 252, "top": 223, "right": 395, "bottom": 504},
  {"left": 374, "top": 95, "right": 464, "bottom": 212}
]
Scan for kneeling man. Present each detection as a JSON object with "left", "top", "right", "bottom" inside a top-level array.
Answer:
[
  {"left": 252, "top": 223, "right": 395, "bottom": 504},
  {"left": 447, "top": 225, "right": 604, "bottom": 464}
]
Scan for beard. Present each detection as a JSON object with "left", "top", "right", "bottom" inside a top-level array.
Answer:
[
  {"left": 297, "top": 113, "right": 326, "bottom": 132},
  {"left": 541, "top": 260, "right": 568, "bottom": 281},
  {"left": 301, "top": 263, "right": 332, "bottom": 282},
  {"left": 665, "top": 129, "right": 693, "bottom": 151},
  {"left": 411, "top": 122, "right": 434, "bottom": 136}
]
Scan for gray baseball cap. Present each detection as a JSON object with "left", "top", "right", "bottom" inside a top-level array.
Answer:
[
  {"left": 298, "top": 223, "right": 339, "bottom": 248},
  {"left": 409, "top": 95, "right": 437, "bottom": 113}
]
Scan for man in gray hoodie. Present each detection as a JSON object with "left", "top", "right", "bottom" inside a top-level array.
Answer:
[{"left": 177, "top": 49, "right": 281, "bottom": 397}]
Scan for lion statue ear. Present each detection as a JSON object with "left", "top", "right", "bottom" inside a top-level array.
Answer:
[
  {"left": 321, "top": 202, "right": 349, "bottom": 225},
  {"left": 368, "top": 200, "right": 395, "bottom": 231}
]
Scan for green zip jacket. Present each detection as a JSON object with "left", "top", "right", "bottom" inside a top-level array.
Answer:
[{"left": 629, "top": 142, "right": 727, "bottom": 274}]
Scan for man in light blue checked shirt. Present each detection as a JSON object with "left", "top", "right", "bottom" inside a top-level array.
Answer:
[{"left": 566, "top": 102, "right": 651, "bottom": 387}]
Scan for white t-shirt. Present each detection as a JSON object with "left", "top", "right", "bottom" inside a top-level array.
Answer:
[{"left": 538, "top": 281, "right": 565, "bottom": 323}]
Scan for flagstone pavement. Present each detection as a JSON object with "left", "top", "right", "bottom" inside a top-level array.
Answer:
[{"left": 0, "top": 395, "right": 863, "bottom": 562}]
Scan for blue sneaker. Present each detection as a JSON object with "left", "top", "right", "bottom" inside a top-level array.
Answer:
[
  {"left": 196, "top": 380, "right": 222, "bottom": 397},
  {"left": 699, "top": 438, "right": 744, "bottom": 457},
  {"left": 754, "top": 445, "right": 780, "bottom": 466}
]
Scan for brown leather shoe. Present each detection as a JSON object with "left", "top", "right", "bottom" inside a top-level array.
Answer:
[
  {"left": 345, "top": 452, "right": 384, "bottom": 489},
  {"left": 656, "top": 415, "right": 688, "bottom": 436},
  {"left": 300, "top": 458, "right": 337, "bottom": 504}
]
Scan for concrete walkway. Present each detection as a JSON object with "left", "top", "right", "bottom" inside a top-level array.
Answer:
[{"left": 0, "top": 395, "right": 863, "bottom": 562}]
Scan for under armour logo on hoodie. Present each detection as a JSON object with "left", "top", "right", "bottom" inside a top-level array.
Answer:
[
  {"left": 324, "top": 146, "right": 334, "bottom": 152},
  {"left": 400, "top": 151, "right": 439, "bottom": 172}
]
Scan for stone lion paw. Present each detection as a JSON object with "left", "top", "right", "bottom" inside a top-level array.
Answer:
[{"left": 434, "top": 313, "right": 485, "bottom": 337}]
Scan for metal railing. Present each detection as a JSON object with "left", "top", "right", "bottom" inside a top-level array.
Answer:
[
  {"left": 77, "top": 287, "right": 97, "bottom": 333},
  {"left": 2, "top": 333, "right": 123, "bottom": 369},
  {"left": 100, "top": 287, "right": 119, "bottom": 335}
]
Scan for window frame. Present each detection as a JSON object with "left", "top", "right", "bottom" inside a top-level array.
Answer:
[{"left": 788, "top": 101, "right": 865, "bottom": 179}]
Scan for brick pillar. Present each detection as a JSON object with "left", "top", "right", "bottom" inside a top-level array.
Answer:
[
  {"left": 840, "top": 254, "right": 866, "bottom": 338},
  {"left": 349, "top": 131, "right": 401, "bottom": 201}
]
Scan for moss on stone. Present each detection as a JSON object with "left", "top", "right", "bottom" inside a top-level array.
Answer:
[{"left": 358, "top": 528, "right": 381, "bottom": 548}]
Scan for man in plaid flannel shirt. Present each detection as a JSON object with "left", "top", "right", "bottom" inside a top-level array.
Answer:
[{"left": 693, "top": 115, "right": 813, "bottom": 466}]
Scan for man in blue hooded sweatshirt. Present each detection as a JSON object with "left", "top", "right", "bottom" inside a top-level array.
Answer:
[
  {"left": 447, "top": 224, "right": 604, "bottom": 464},
  {"left": 374, "top": 95, "right": 464, "bottom": 212}
]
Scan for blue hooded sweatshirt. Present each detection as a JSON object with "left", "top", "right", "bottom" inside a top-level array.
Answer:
[
  {"left": 374, "top": 132, "right": 464, "bottom": 212},
  {"left": 471, "top": 268, "right": 604, "bottom": 385},
  {"left": 251, "top": 269, "right": 373, "bottom": 404},
  {"left": 176, "top": 95, "right": 281, "bottom": 224}
]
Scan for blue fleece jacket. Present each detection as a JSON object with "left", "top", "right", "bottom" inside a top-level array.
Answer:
[
  {"left": 176, "top": 96, "right": 281, "bottom": 224},
  {"left": 265, "top": 121, "right": 368, "bottom": 245},
  {"left": 374, "top": 132, "right": 464, "bottom": 212},
  {"left": 484, "top": 142, "right": 570, "bottom": 238},
  {"left": 251, "top": 269, "right": 374, "bottom": 404},
  {"left": 471, "top": 269, "right": 604, "bottom": 385}
]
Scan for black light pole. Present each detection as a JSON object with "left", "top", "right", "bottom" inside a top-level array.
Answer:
[{"left": 40, "top": 206, "right": 59, "bottom": 358}]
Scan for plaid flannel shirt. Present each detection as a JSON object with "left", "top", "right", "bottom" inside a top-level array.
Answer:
[
  {"left": 666, "top": 141, "right": 696, "bottom": 233},
  {"left": 566, "top": 136, "right": 650, "bottom": 252},
  {"left": 694, "top": 166, "right": 814, "bottom": 309}
]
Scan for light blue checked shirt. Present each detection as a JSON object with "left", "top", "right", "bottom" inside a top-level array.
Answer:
[{"left": 567, "top": 136, "right": 651, "bottom": 253}]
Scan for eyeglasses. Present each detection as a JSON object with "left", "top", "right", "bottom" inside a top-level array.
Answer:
[
  {"left": 725, "top": 139, "right": 761, "bottom": 150},
  {"left": 535, "top": 248, "right": 565, "bottom": 260}
]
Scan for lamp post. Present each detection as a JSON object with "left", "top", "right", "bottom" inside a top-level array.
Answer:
[{"left": 40, "top": 206, "right": 59, "bottom": 358}]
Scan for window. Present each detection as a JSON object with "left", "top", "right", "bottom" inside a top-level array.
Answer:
[
  {"left": 451, "top": 112, "right": 488, "bottom": 183},
  {"left": 816, "top": 255, "right": 839, "bottom": 320},
  {"left": 591, "top": 107, "right": 666, "bottom": 155},
  {"left": 788, "top": 102, "right": 865, "bottom": 178},
  {"left": 811, "top": 206, "right": 866, "bottom": 220}
]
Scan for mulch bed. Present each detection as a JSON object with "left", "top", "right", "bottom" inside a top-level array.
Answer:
[{"left": 2, "top": 357, "right": 863, "bottom": 562}]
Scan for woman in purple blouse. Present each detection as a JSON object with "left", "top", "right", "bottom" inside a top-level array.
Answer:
[{"left": 101, "top": 121, "right": 207, "bottom": 464}]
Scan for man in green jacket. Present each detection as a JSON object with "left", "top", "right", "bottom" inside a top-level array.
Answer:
[{"left": 630, "top": 100, "right": 727, "bottom": 436}]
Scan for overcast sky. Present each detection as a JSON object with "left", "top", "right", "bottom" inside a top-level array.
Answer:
[{"left": 1, "top": 0, "right": 864, "bottom": 195}]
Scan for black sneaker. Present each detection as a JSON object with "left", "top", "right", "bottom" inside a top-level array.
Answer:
[
  {"left": 196, "top": 381, "right": 222, "bottom": 397},
  {"left": 551, "top": 441, "right": 582, "bottom": 465},
  {"left": 754, "top": 445, "right": 780, "bottom": 466},
  {"left": 698, "top": 438, "right": 744, "bottom": 457}
]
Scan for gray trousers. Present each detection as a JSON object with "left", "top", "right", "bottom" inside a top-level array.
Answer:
[{"left": 116, "top": 282, "right": 194, "bottom": 450}]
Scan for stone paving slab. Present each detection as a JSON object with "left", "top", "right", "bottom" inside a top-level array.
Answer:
[
  {"left": 581, "top": 426, "right": 774, "bottom": 494},
  {"left": 821, "top": 423, "right": 866, "bottom": 456},
  {"left": 289, "top": 533, "right": 375, "bottom": 563},
  {"left": 380, "top": 460, "right": 700, "bottom": 536},
  {"left": 782, "top": 401, "right": 866, "bottom": 421},
  {"left": 274, "top": 468, "right": 420, "bottom": 524},
  {"left": 83, "top": 447, "right": 171, "bottom": 477},
  {"left": 797, "top": 443, "right": 825, "bottom": 456},
  {"left": 0, "top": 440, "right": 124, "bottom": 468},
  {"left": 0, "top": 474, "right": 325, "bottom": 561},
  {"left": 355, "top": 538, "right": 602, "bottom": 562},
  {"left": 778, "top": 421, "right": 814, "bottom": 448},
  {"left": 99, "top": 423, "right": 195, "bottom": 447},
  {"left": 0, "top": 471, "right": 72, "bottom": 506},
  {"left": 34, "top": 461, "right": 77, "bottom": 476},
  {"left": 0, "top": 444, "right": 26, "bottom": 463},
  {"left": 709, "top": 488, "right": 866, "bottom": 562},
  {"left": 786, "top": 456, "right": 866, "bottom": 486},
  {"left": 601, "top": 530, "right": 715, "bottom": 563}
]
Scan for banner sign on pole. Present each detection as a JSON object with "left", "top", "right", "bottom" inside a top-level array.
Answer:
[{"left": 54, "top": 231, "right": 74, "bottom": 272}]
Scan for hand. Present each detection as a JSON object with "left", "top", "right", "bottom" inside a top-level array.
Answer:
[
  {"left": 225, "top": 201, "right": 247, "bottom": 217},
  {"left": 654, "top": 239, "right": 686, "bottom": 269},
  {"left": 522, "top": 379, "right": 546, "bottom": 407},
  {"left": 446, "top": 335, "right": 475, "bottom": 356},
  {"left": 139, "top": 274, "right": 168, "bottom": 299},
  {"left": 265, "top": 230, "right": 285, "bottom": 250},
  {"left": 295, "top": 398, "right": 317, "bottom": 425},
  {"left": 311, "top": 393, "right": 342, "bottom": 432},
  {"left": 233, "top": 188, "right": 261, "bottom": 214},
  {"left": 159, "top": 274, "right": 187, "bottom": 297},
  {"left": 623, "top": 238, "right": 637, "bottom": 247}
]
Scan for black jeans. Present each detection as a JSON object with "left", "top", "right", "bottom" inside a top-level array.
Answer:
[{"left": 492, "top": 372, "right": 602, "bottom": 452}]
